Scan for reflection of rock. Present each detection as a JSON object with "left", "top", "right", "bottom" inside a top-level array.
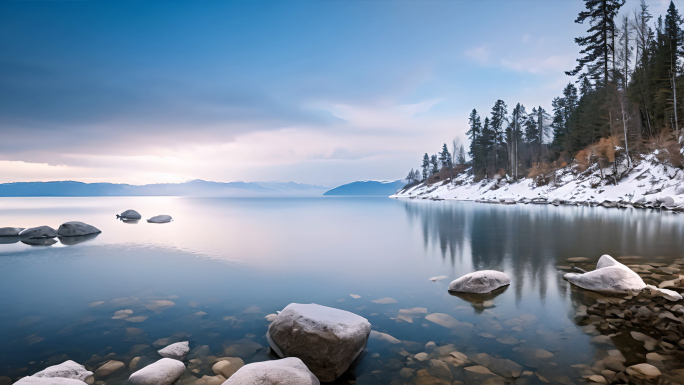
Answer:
[
  {"left": 449, "top": 286, "right": 508, "bottom": 312},
  {"left": 19, "top": 226, "right": 57, "bottom": 239},
  {"left": 127, "top": 358, "right": 185, "bottom": 385},
  {"left": 564, "top": 255, "right": 646, "bottom": 294},
  {"left": 58, "top": 233, "right": 100, "bottom": 246},
  {"left": 267, "top": 303, "right": 371, "bottom": 382},
  {"left": 158, "top": 341, "right": 190, "bottom": 360},
  {"left": 57, "top": 222, "right": 101, "bottom": 238},
  {"left": 118, "top": 209, "right": 142, "bottom": 220},
  {"left": 221, "top": 357, "right": 319, "bottom": 385},
  {"left": 147, "top": 215, "right": 172, "bottom": 224},
  {"left": 448, "top": 270, "right": 511, "bottom": 294},
  {"left": 0, "top": 236, "right": 21, "bottom": 244},
  {"left": 22, "top": 238, "right": 58, "bottom": 247},
  {"left": 0, "top": 227, "right": 24, "bottom": 236}
]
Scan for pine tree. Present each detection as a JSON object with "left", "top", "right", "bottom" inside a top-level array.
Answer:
[
  {"left": 566, "top": 0, "right": 626, "bottom": 86},
  {"left": 489, "top": 100, "right": 508, "bottom": 172},
  {"left": 440, "top": 143, "right": 453, "bottom": 180},
  {"left": 481, "top": 117, "right": 493, "bottom": 179},
  {"left": 467, "top": 109, "right": 485, "bottom": 177},
  {"left": 430, "top": 154, "right": 439, "bottom": 175},
  {"left": 421, "top": 154, "right": 430, "bottom": 181}
]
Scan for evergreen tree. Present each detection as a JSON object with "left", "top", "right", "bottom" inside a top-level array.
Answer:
[
  {"left": 467, "top": 109, "right": 485, "bottom": 177},
  {"left": 421, "top": 153, "right": 430, "bottom": 181},
  {"left": 430, "top": 154, "right": 439, "bottom": 175},
  {"left": 566, "top": 0, "right": 626, "bottom": 86},
  {"left": 440, "top": 143, "right": 453, "bottom": 180},
  {"left": 481, "top": 117, "right": 493, "bottom": 178},
  {"left": 489, "top": 100, "right": 508, "bottom": 171}
]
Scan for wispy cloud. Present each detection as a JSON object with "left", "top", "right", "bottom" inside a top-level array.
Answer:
[{"left": 464, "top": 45, "right": 491, "bottom": 65}]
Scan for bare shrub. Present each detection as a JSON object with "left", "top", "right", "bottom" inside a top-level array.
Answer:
[{"left": 527, "top": 163, "right": 553, "bottom": 186}]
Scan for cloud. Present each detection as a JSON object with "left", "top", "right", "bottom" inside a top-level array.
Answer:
[
  {"left": 500, "top": 55, "right": 575, "bottom": 74},
  {"left": 464, "top": 45, "right": 491, "bottom": 65}
]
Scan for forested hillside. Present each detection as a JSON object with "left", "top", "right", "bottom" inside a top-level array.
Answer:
[{"left": 404, "top": 0, "right": 684, "bottom": 192}]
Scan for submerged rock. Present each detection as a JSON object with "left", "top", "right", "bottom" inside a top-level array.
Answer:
[
  {"left": 0, "top": 227, "right": 24, "bottom": 236},
  {"left": 158, "top": 341, "right": 190, "bottom": 360},
  {"left": 267, "top": 303, "right": 371, "bottom": 382},
  {"left": 147, "top": 215, "right": 172, "bottom": 224},
  {"left": 448, "top": 270, "right": 511, "bottom": 294},
  {"left": 94, "top": 360, "right": 124, "bottom": 378},
  {"left": 19, "top": 226, "right": 57, "bottom": 239},
  {"left": 126, "top": 358, "right": 185, "bottom": 385},
  {"left": 212, "top": 358, "right": 244, "bottom": 379},
  {"left": 221, "top": 357, "right": 319, "bottom": 385},
  {"left": 57, "top": 222, "right": 101, "bottom": 237},
  {"left": 564, "top": 255, "right": 646, "bottom": 294},
  {"left": 118, "top": 209, "right": 142, "bottom": 220}
]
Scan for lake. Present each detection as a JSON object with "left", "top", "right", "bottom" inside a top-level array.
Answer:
[{"left": 1, "top": 197, "right": 683, "bottom": 384}]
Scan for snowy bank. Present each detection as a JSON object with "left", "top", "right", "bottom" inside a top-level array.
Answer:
[{"left": 392, "top": 154, "right": 684, "bottom": 210}]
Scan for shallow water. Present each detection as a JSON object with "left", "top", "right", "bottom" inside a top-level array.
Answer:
[{"left": 1, "top": 197, "right": 683, "bottom": 384}]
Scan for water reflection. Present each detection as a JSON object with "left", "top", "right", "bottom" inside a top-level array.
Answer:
[
  {"left": 0, "top": 236, "right": 20, "bottom": 245},
  {"left": 21, "top": 238, "right": 57, "bottom": 247},
  {"left": 58, "top": 233, "right": 100, "bottom": 246},
  {"left": 449, "top": 285, "right": 508, "bottom": 313}
]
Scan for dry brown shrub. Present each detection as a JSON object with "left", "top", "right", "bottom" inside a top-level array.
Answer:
[{"left": 527, "top": 162, "right": 553, "bottom": 186}]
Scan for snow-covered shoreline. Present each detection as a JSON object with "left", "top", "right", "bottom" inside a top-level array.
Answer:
[{"left": 392, "top": 154, "right": 684, "bottom": 211}]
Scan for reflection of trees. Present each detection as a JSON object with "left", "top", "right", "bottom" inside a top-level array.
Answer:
[{"left": 403, "top": 201, "right": 684, "bottom": 304}]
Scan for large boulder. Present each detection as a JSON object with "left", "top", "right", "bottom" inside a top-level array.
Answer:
[
  {"left": 0, "top": 227, "right": 24, "bottom": 236},
  {"left": 14, "top": 361, "right": 93, "bottom": 384},
  {"left": 147, "top": 215, "right": 172, "bottom": 224},
  {"left": 221, "top": 357, "right": 319, "bottom": 385},
  {"left": 448, "top": 270, "right": 511, "bottom": 294},
  {"left": 267, "top": 303, "right": 371, "bottom": 382},
  {"left": 158, "top": 341, "right": 190, "bottom": 360},
  {"left": 19, "top": 226, "right": 57, "bottom": 239},
  {"left": 119, "top": 210, "right": 142, "bottom": 220},
  {"left": 660, "top": 196, "right": 676, "bottom": 207},
  {"left": 126, "top": 358, "right": 185, "bottom": 385},
  {"left": 57, "top": 222, "right": 101, "bottom": 237},
  {"left": 564, "top": 255, "right": 646, "bottom": 294}
]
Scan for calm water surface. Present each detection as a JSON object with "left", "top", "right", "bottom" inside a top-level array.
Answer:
[{"left": 0, "top": 197, "right": 683, "bottom": 384}]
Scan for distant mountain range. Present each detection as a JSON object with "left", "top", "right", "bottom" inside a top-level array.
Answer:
[
  {"left": 0, "top": 180, "right": 329, "bottom": 197},
  {"left": 323, "top": 180, "right": 406, "bottom": 196}
]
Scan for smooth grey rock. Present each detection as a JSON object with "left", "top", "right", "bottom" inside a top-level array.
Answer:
[
  {"left": 126, "top": 358, "right": 185, "bottom": 385},
  {"left": 448, "top": 270, "right": 511, "bottom": 294},
  {"left": 267, "top": 303, "right": 371, "bottom": 382},
  {"left": 0, "top": 227, "right": 24, "bottom": 236},
  {"left": 94, "top": 360, "right": 124, "bottom": 378},
  {"left": 119, "top": 210, "right": 142, "bottom": 220},
  {"left": 147, "top": 215, "right": 172, "bottom": 224},
  {"left": 221, "top": 357, "right": 319, "bottom": 385},
  {"left": 661, "top": 196, "right": 675, "bottom": 207},
  {"left": 564, "top": 255, "right": 646, "bottom": 294},
  {"left": 158, "top": 341, "right": 190, "bottom": 360},
  {"left": 31, "top": 360, "right": 93, "bottom": 381},
  {"left": 57, "top": 222, "right": 101, "bottom": 237},
  {"left": 19, "top": 226, "right": 57, "bottom": 239}
]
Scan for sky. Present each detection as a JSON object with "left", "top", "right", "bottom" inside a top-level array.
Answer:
[{"left": 0, "top": 0, "right": 672, "bottom": 187}]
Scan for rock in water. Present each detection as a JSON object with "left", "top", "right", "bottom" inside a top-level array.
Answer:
[
  {"left": 147, "top": 215, "right": 172, "bottom": 224},
  {"left": 119, "top": 210, "right": 142, "bottom": 220},
  {"left": 0, "top": 227, "right": 24, "bottom": 236},
  {"left": 448, "top": 270, "right": 511, "bottom": 294},
  {"left": 564, "top": 255, "right": 646, "bottom": 294},
  {"left": 127, "top": 358, "right": 185, "bottom": 385},
  {"left": 221, "top": 357, "right": 319, "bottom": 385},
  {"left": 19, "top": 226, "right": 57, "bottom": 239},
  {"left": 267, "top": 303, "right": 371, "bottom": 382},
  {"left": 158, "top": 341, "right": 190, "bottom": 360},
  {"left": 57, "top": 222, "right": 101, "bottom": 237},
  {"left": 15, "top": 360, "right": 93, "bottom": 384},
  {"left": 32, "top": 361, "right": 92, "bottom": 380}
]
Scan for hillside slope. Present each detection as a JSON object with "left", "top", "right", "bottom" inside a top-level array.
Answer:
[{"left": 393, "top": 154, "right": 684, "bottom": 210}]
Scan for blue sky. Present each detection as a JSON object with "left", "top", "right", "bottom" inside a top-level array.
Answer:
[{"left": 0, "top": 0, "right": 670, "bottom": 186}]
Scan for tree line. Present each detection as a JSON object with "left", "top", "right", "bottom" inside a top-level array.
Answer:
[{"left": 407, "top": 0, "right": 684, "bottom": 185}]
